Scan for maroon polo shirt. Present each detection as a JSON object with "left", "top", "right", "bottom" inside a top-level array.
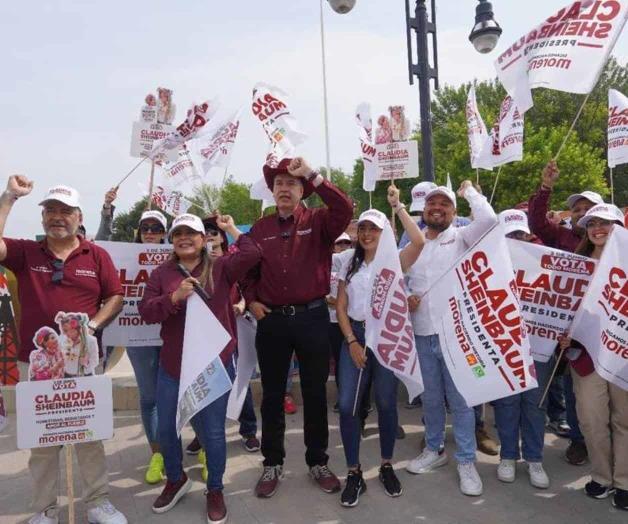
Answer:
[
  {"left": 2, "top": 237, "right": 123, "bottom": 362},
  {"left": 138, "top": 235, "right": 261, "bottom": 379},
  {"left": 242, "top": 179, "right": 353, "bottom": 306}
]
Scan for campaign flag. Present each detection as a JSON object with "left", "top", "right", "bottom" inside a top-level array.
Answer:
[
  {"left": 475, "top": 96, "right": 524, "bottom": 169},
  {"left": 188, "top": 110, "right": 241, "bottom": 176},
  {"left": 466, "top": 86, "right": 490, "bottom": 169},
  {"left": 608, "top": 88, "right": 628, "bottom": 167},
  {"left": 151, "top": 148, "right": 200, "bottom": 216},
  {"left": 365, "top": 219, "right": 424, "bottom": 400},
  {"left": 495, "top": 1, "right": 628, "bottom": 113},
  {"left": 508, "top": 239, "right": 596, "bottom": 362},
  {"left": 431, "top": 225, "right": 538, "bottom": 406},
  {"left": 177, "top": 294, "right": 233, "bottom": 435},
  {"left": 252, "top": 83, "right": 307, "bottom": 160},
  {"left": 226, "top": 314, "right": 258, "bottom": 421},
  {"left": 570, "top": 226, "right": 628, "bottom": 390},
  {"left": 355, "top": 102, "right": 377, "bottom": 191},
  {"left": 249, "top": 176, "right": 275, "bottom": 211}
]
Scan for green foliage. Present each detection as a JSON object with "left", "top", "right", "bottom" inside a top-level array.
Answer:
[{"left": 111, "top": 198, "right": 149, "bottom": 242}]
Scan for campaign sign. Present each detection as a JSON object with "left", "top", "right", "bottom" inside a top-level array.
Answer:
[
  {"left": 16, "top": 375, "right": 113, "bottom": 449},
  {"left": 130, "top": 121, "right": 175, "bottom": 158},
  {"left": 375, "top": 140, "right": 419, "bottom": 181}
]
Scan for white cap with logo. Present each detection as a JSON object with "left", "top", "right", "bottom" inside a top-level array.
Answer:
[
  {"left": 357, "top": 209, "right": 388, "bottom": 230},
  {"left": 409, "top": 181, "right": 438, "bottom": 212},
  {"left": 335, "top": 232, "right": 352, "bottom": 243},
  {"left": 499, "top": 209, "right": 530, "bottom": 235},
  {"left": 38, "top": 185, "right": 81, "bottom": 210},
  {"left": 576, "top": 203, "right": 625, "bottom": 228},
  {"left": 168, "top": 213, "right": 205, "bottom": 237},
  {"left": 424, "top": 186, "right": 457, "bottom": 209},
  {"left": 139, "top": 210, "right": 167, "bottom": 231},
  {"left": 566, "top": 191, "right": 603, "bottom": 210}
]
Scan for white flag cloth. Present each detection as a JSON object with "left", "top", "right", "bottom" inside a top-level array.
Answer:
[
  {"left": 177, "top": 294, "right": 233, "bottom": 435},
  {"left": 508, "top": 239, "right": 596, "bottom": 362},
  {"left": 187, "top": 110, "right": 241, "bottom": 176},
  {"left": 227, "top": 315, "right": 258, "bottom": 421},
  {"left": 252, "top": 82, "right": 307, "bottom": 160},
  {"left": 495, "top": 1, "right": 628, "bottom": 113},
  {"left": 475, "top": 96, "right": 524, "bottom": 169},
  {"left": 365, "top": 223, "right": 424, "bottom": 400},
  {"left": 570, "top": 226, "right": 628, "bottom": 391},
  {"left": 431, "top": 225, "right": 538, "bottom": 406},
  {"left": 151, "top": 148, "right": 200, "bottom": 216},
  {"left": 249, "top": 176, "right": 275, "bottom": 211},
  {"left": 355, "top": 102, "right": 377, "bottom": 192},
  {"left": 608, "top": 88, "right": 628, "bottom": 167},
  {"left": 466, "top": 86, "right": 490, "bottom": 169}
]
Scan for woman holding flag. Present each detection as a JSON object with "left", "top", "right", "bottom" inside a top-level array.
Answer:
[
  {"left": 335, "top": 186, "right": 425, "bottom": 507},
  {"left": 139, "top": 213, "right": 261, "bottom": 524},
  {"left": 558, "top": 203, "right": 628, "bottom": 511}
]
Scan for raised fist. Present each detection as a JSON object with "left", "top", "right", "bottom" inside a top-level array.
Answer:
[{"left": 6, "top": 175, "right": 34, "bottom": 198}]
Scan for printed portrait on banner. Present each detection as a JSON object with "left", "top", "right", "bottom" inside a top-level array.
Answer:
[
  {"left": 55, "top": 312, "right": 98, "bottom": 378},
  {"left": 156, "top": 87, "right": 176, "bottom": 125},
  {"left": 28, "top": 327, "right": 65, "bottom": 381},
  {"left": 389, "top": 105, "right": 410, "bottom": 142}
]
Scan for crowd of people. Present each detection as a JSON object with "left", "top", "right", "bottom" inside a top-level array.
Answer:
[{"left": 1, "top": 155, "right": 627, "bottom": 524}]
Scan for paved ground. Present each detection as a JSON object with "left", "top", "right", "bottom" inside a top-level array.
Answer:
[{"left": 1, "top": 406, "right": 626, "bottom": 524}]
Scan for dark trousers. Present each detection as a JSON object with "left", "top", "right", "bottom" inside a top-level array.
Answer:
[
  {"left": 256, "top": 304, "right": 331, "bottom": 467},
  {"left": 329, "top": 322, "right": 344, "bottom": 390}
]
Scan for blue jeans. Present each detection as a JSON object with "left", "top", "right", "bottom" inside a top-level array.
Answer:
[
  {"left": 126, "top": 346, "right": 160, "bottom": 445},
  {"left": 239, "top": 386, "right": 257, "bottom": 437},
  {"left": 416, "top": 334, "right": 476, "bottom": 464},
  {"left": 157, "top": 364, "right": 233, "bottom": 490},
  {"left": 338, "top": 321, "right": 398, "bottom": 467},
  {"left": 493, "top": 359, "right": 552, "bottom": 462},
  {"left": 564, "top": 372, "right": 585, "bottom": 442}
]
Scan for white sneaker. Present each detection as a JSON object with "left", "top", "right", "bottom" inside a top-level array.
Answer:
[
  {"left": 457, "top": 463, "right": 483, "bottom": 496},
  {"left": 406, "top": 448, "right": 448, "bottom": 474},
  {"left": 527, "top": 462, "right": 550, "bottom": 489},
  {"left": 28, "top": 510, "right": 59, "bottom": 524},
  {"left": 497, "top": 459, "right": 516, "bottom": 483},
  {"left": 87, "top": 500, "right": 128, "bottom": 524}
]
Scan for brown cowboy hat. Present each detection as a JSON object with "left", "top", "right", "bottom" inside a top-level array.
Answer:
[{"left": 263, "top": 158, "right": 315, "bottom": 199}]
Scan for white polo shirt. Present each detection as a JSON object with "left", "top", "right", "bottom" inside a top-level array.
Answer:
[{"left": 338, "top": 250, "right": 371, "bottom": 322}]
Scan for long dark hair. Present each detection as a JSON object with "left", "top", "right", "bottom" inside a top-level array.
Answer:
[
  {"left": 169, "top": 243, "right": 214, "bottom": 292},
  {"left": 344, "top": 244, "right": 365, "bottom": 284},
  {"left": 574, "top": 235, "right": 594, "bottom": 257}
]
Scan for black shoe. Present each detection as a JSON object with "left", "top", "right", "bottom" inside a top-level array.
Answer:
[
  {"left": 585, "top": 480, "right": 615, "bottom": 499},
  {"left": 565, "top": 440, "right": 588, "bottom": 466},
  {"left": 613, "top": 488, "right": 628, "bottom": 510},
  {"left": 185, "top": 437, "right": 201, "bottom": 455},
  {"left": 341, "top": 469, "right": 367, "bottom": 507},
  {"left": 396, "top": 425, "right": 406, "bottom": 440},
  {"left": 379, "top": 463, "right": 402, "bottom": 497}
]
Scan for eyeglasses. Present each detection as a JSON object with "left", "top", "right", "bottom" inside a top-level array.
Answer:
[
  {"left": 585, "top": 219, "right": 613, "bottom": 229},
  {"left": 140, "top": 225, "right": 165, "bottom": 234},
  {"left": 51, "top": 259, "right": 64, "bottom": 284},
  {"left": 205, "top": 229, "right": 220, "bottom": 237}
]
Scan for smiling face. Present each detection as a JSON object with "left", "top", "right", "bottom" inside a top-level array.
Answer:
[
  {"left": 586, "top": 218, "right": 614, "bottom": 247},
  {"left": 423, "top": 194, "right": 456, "bottom": 232},
  {"left": 571, "top": 198, "right": 597, "bottom": 233},
  {"left": 273, "top": 173, "right": 303, "bottom": 213},
  {"left": 172, "top": 226, "right": 205, "bottom": 259},
  {"left": 42, "top": 201, "right": 82, "bottom": 240},
  {"left": 44, "top": 334, "right": 59, "bottom": 353},
  {"left": 357, "top": 221, "right": 382, "bottom": 253},
  {"left": 61, "top": 323, "right": 80, "bottom": 342},
  {"left": 139, "top": 218, "right": 166, "bottom": 244}
]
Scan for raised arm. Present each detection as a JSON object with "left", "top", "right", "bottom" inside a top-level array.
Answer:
[
  {"left": 0, "top": 175, "right": 34, "bottom": 261},
  {"left": 458, "top": 180, "right": 497, "bottom": 247},
  {"left": 216, "top": 214, "right": 262, "bottom": 286},
  {"left": 95, "top": 187, "right": 118, "bottom": 241},
  {"left": 388, "top": 186, "right": 425, "bottom": 272},
  {"left": 528, "top": 161, "right": 561, "bottom": 246}
]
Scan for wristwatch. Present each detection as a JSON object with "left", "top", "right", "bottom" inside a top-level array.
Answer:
[
  {"left": 306, "top": 170, "right": 320, "bottom": 182},
  {"left": 87, "top": 320, "right": 100, "bottom": 334}
]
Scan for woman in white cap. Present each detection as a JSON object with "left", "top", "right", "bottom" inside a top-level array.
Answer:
[
  {"left": 139, "top": 213, "right": 261, "bottom": 523},
  {"left": 335, "top": 187, "right": 425, "bottom": 507},
  {"left": 558, "top": 203, "right": 628, "bottom": 510}
]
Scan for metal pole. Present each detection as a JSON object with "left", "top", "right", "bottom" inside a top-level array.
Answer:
[{"left": 320, "top": 0, "right": 332, "bottom": 180}]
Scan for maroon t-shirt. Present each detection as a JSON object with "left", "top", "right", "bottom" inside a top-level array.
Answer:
[{"left": 2, "top": 237, "right": 123, "bottom": 362}]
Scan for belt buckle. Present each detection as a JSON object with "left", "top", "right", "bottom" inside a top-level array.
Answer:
[{"left": 282, "top": 305, "right": 296, "bottom": 316}]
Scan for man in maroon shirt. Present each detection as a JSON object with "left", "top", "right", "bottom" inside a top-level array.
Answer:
[
  {"left": 243, "top": 157, "right": 352, "bottom": 498},
  {"left": 527, "top": 160, "right": 603, "bottom": 468},
  {"left": 0, "top": 176, "right": 126, "bottom": 524}
]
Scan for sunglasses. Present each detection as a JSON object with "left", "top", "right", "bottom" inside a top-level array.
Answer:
[
  {"left": 205, "top": 229, "right": 220, "bottom": 237},
  {"left": 140, "top": 224, "right": 165, "bottom": 234},
  {"left": 51, "top": 259, "right": 64, "bottom": 284}
]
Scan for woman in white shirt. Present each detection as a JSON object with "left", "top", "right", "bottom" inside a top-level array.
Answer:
[{"left": 335, "top": 187, "right": 425, "bottom": 507}]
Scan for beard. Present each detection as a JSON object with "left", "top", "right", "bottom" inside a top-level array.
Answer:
[
  {"left": 423, "top": 216, "right": 451, "bottom": 232},
  {"left": 45, "top": 225, "right": 76, "bottom": 240}
]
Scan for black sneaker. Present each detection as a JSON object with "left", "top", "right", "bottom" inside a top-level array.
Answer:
[
  {"left": 341, "top": 469, "right": 367, "bottom": 507},
  {"left": 613, "top": 488, "right": 628, "bottom": 510},
  {"left": 379, "top": 463, "right": 402, "bottom": 497},
  {"left": 585, "top": 480, "right": 615, "bottom": 499}
]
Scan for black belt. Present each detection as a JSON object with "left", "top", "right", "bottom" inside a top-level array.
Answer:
[
  {"left": 349, "top": 318, "right": 366, "bottom": 328},
  {"left": 269, "top": 298, "right": 326, "bottom": 316}
]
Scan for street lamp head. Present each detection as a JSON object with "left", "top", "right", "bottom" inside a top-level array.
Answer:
[
  {"left": 327, "top": 0, "right": 356, "bottom": 14},
  {"left": 469, "top": 0, "right": 502, "bottom": 54}
]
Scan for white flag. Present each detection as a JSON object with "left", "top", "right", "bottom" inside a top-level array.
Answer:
[
  {"left": 151, "top": 148, "right": 200, "bottom": 216},
  {"left": 475, "top": 96, "right": 524, "bottom": 169},
  {"left": 466, "top": 86, "right": 489, "bottom": 169},
  {"left": 495, "top": 1, "right": 628, "bottom": 113},
  {"left": 177, "top": 294, "right": 233, "bottom": 435},
  {"left": 249, "top": 176, "right": 275, "bottom": 211},
  {"left": 365, "top": 222, "right": 424, "bottom": 400},
  {"left": 608, "top": 88, "right": 628, "bottom": 167},
  {"left": 355, "top": 103, "right": 377, "bottom": 192},
  {"left": 570, "top": 226, "right": 628, "bottom": 391},
  {"left": 227, "top": 315, "right": 258, "bottom": 421},
  {"left": 431, "top": 225, "right": 538, "bottom": 406},
  {"left": 188, "top": 110, "right": 241, "bottom": 176},
  {"left": 252, "top": 82, "right": 307, "bottom": 159}
]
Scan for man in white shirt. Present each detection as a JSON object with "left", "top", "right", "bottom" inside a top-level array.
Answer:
[{"left": 405, "top": 181, "right": 497, "bottom": 496}]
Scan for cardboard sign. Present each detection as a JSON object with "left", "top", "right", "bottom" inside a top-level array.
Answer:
[
  {"left": 130, "top": 121, "right": 175, "bottom": 158},
  {"left": 375, "top": 140, "right": 419, "bottom": 181}
]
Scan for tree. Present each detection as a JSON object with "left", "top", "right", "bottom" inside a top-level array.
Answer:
[{"left": 111, "top": 197, "right": 150, "bottom": 242}]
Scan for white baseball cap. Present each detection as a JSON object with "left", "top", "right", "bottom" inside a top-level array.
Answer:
[
  {"left": 335, "top": 232, "right": 352, "bottom": 243},
  {"left": 425, "top": 186, "right": 457, "bottom": 208},
  {"left": 168, "top": 213, "right": 205, "bottom": 238},
  {"left": 409, "top": 181, "right": 438, "bottom": 212},
  {"left": 499, "top": 209, "right": 530, "bottom": 235},
  {"left": 357, "top": 209, "right": 388, "bottom": 230},
  {"left": 566, "top": 191, "right": 603, "bottom": 210},
  {"left": 139, "top": 210, "right": 167, "bottom": 231},
  {"left": 576, "top": 203, "right": 625, "bottom": 228},
  {"left": 38, "top": 185, "right": 81, "bottom": 209}
]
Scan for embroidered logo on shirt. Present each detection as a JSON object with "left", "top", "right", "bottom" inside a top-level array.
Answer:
[
  {"left": 30, "top": 265, "right": 52, "bottom": 273},
  {"left": 262, "top": 235, "right": 277, "bottom": 241},
  {"left": 439, "top": 239, "right": 455, "bottom": 246},
  {"left": 75, "top": 269, "right": 97, "bottom": 279},
  {"left": 296, "top": 228, "right": 312, "bottom": 236}
]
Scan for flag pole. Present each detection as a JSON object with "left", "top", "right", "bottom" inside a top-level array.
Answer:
[
  {"left": 476, "top": 168, "right": 479, "bottom": 185},
  {"left": 610, "top": 167, "right": 615, "bottom": 204},
  {"left": 538, "top": 348, "right": 566, "bottom": 408},
  {"left": 352, "top": 368, "right": 364, "bottom": 417},
  {"left": 319, "top": 0, "right": 332, "bottom": 181},
  {"left": 489, "top": 166, "right": 502, "bottom": 205},
  {"left": 390, "top": 179, "right": 397, "bottom": 236},
  {"left": 146, "top": 160, "right": 156, "bottom": 211},
  {"left": 65, "top": 444, "right": 75, "bottom": 524},
  {"left": 554, "top": 92, "right": 592, "bottom": 161},
  {"left": 115, "top": 156, "right": 149, "bottom": 189},
  {"left": 368, "top": 191, "right": 373, "bottom": 209}
]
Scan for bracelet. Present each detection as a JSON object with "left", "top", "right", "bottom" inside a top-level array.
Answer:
[
  {"left": 393, "top": 203, "right": 406, "bottom": 214},
  {"left": 541, "top": 184, "right": 552, "bottom": 191},
  {"left": 346, "top": 337, "right": 356, "bottom": 345},
  {"left": 2, "top": 190, "right": 18, "bottom": 203},
  {"left": 306, "top": 171, "right": 319, "bottom": 182},
  {"left": 348, "top": 340, "right": 360, "bottom": 347}
]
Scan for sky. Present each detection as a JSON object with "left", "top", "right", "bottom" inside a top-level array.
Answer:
[{"left": 2, "top": 0, "right": 627, "bottom": 238}]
